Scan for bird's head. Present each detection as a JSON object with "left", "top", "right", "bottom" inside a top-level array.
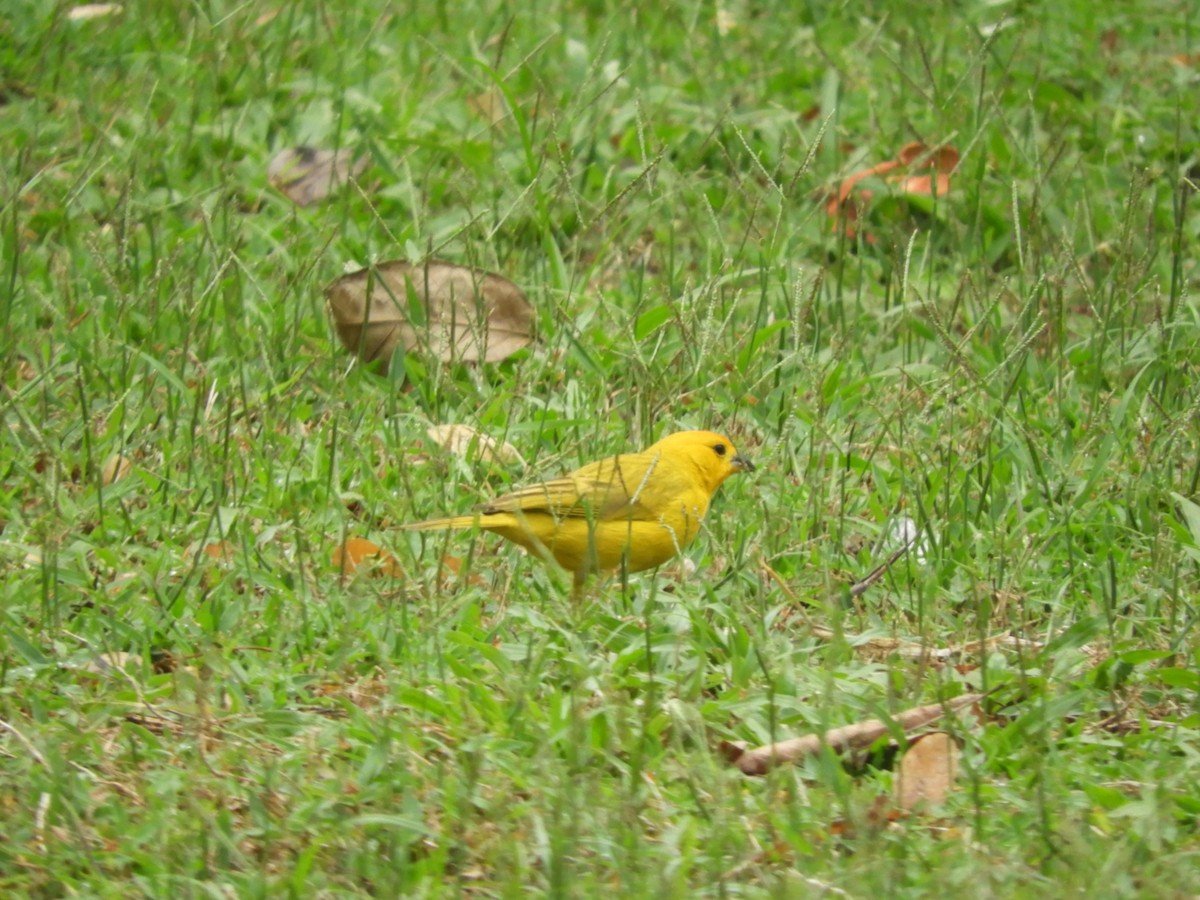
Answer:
[{"left": 649, "top": 430, "right": 756, "bottom": 494}]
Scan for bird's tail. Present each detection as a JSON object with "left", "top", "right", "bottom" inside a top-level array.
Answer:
[{"left": 401, "top": 514, "right": 482, "bottom": 532}]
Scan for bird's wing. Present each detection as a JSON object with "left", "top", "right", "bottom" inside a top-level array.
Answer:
[{"left": 481, "top": 450, "right": 667, "bottom": 521}]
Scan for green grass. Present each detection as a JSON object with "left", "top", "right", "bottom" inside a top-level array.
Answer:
[{"left": 2, "top": 0, "right": 1199, "bottom": 894}]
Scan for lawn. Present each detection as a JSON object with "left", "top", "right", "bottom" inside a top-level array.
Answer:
[{"left": 2, "top": 0, "right": 1199, "bottom": 895}]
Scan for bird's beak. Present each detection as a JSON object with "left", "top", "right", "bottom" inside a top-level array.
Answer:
[{"left": 732, "top": 454, "right": 756, "bottom": 473}]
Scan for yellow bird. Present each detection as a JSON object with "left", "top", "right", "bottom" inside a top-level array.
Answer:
[{"left": 403, "top": 430, "right": 755, "bottom": 587}]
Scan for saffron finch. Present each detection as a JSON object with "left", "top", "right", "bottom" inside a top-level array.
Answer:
[{"left": 404, "top": 430, "right": 755, "bottom": 586}]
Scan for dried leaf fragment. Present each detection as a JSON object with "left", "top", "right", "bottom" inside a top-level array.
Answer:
[
  {"left": 438, "top": 554, "right": 486, "bottom": 588},
  {"left": 202, "top": 541, "right": 236, "bottom": 563},
  {"left": 101, "top": 453, "right": 133, "bottom": 485},
  {"left": 896, "top": 732, "right": 960, "bottom": 811},
  {"left": 426, "top": 424, "right": 526, "bottom": 467},
  {"left": 268, "top": 146, "right": 368, "bottom": 206},
  {"left": 468, "top": 89, "right": 510, "bottom": 127},
  {"left": 83, "top": 651, "right": 141, "bottom": 676},
  {"left": 183, "top": 540, "right": 236, "bottom": 565},
  {"left": 326, "top": 259, "right": 534, "bottom": 372}
]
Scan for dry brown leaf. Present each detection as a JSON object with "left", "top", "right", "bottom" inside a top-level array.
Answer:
[
  {"left": 468, "top": 89, "right": 509, "bottom": 127},
  {"left": 105, "top": 572, "right": 142, "bottom": 598},
  {"left": 332, "top": 538, "right": 402, "bottom": 577},
  {"left": 268, "top": 146, "right": 368, "bottom": 206},
  {"left": 326, "top": 259, "right": 534, "bottom": 372},
  {"left": 809, "top": 626, "right": 1040, "bottom": 660},
  {"left": 426, "top": 424, "right": 526, "bottom": 467},
  {"left": 829, "top": 795, "right": 905, "bottom": 835},
  {"left": 83, "top": 651, "right": 141, "bottom": 676},
  {"left": 100, "top": 453, "right": 133, "bottom": 485},
  {"left": 896, "top": 732, "right": 960, "bottom": 811}
]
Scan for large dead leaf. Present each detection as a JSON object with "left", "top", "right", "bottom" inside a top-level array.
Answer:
[
  {"left": 326, "top": 259, "right": 534, "bottom": 372},
  {"left": 895, "top": 732, "right": 960, "bottom": 811},
  {"left": 268, "top": 146, "right": 368, "bottom": 206},
  {"left": 829, "top": 733, "right": 961, "bottom": 835},
  {"left": 426, "top": 424, "right": 526, "bottom": 467}
]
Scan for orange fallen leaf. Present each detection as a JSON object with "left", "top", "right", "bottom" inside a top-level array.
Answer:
[
  {"left": 195, "top": 541, "right": 235, "bottom": 564},
  {"left": 826, "top": 142, "right": 959, "bottom": 242},
  {"left": 332, "top": 538, "right": 402, "bottom": 577},
  {"left": 896, "top": 142, "right": 958, "bottom": 171},
  {"left": 438, "top": 554, "right": 485, "bottom": 588},
  {"left": 830, "top": 157, "right": 901, "bottom": 210}
]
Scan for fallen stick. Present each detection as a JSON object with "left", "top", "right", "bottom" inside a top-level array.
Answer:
[{"left": 721, "top": 693, "right": 983, "bottom": 776}]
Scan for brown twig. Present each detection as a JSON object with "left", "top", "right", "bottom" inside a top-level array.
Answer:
[
  {"left": 721, "top": 692, "right": 983, "bottom": 776},
  {"left": 848, "top": 539, "right": 914, "bottom": 597}
]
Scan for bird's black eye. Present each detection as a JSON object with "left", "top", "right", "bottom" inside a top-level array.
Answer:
[{"left": 713, "top": 443, "right": 727, "bottom": 456}]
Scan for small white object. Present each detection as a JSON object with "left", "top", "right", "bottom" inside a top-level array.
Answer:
[
  {"left": 68, "top": 4, "right": 122, "bottom": 21},
  {"left": 886, "top": 516, "right": 929, "bottom": 565}
]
